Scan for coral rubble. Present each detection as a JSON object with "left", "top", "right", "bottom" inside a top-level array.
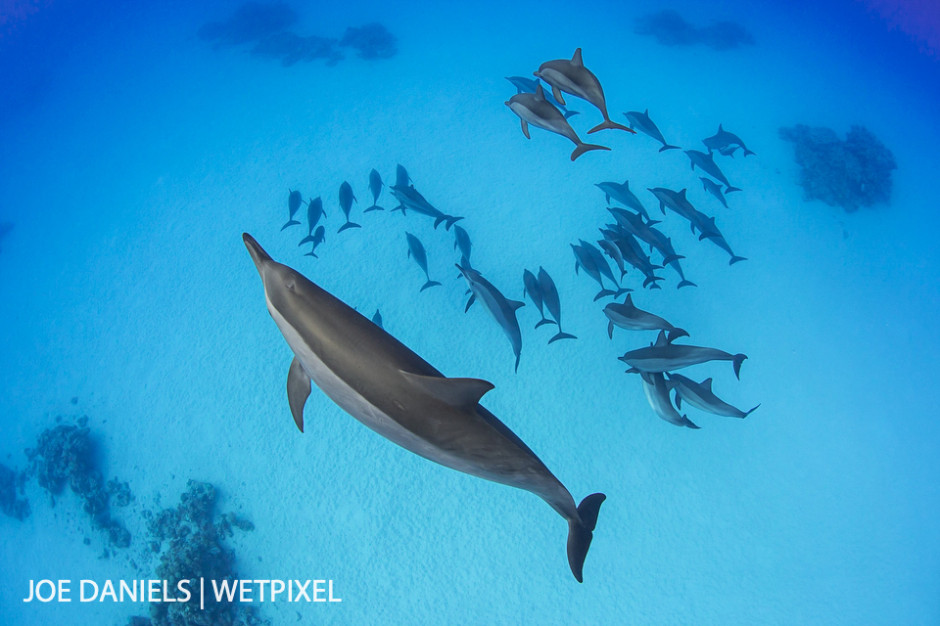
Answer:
[
  {"left": 0, "top": 462, "right": 30, "bottom": 520},
  {"left": 25, "top": 420, "right": 131, "bottom": 548},
  {"left": 635, "top": 10, "right": 754, "bottom": 50},
  {"left": 144, "top": 480, "right": 264, "bottom": 626},
  {"left": 779, "top": 124, "right": 897, "bottom": 212}
]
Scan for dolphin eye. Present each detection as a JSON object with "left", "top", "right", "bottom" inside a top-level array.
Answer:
[{"left": 285, "top": 280, "right": 295, "bottom": 292}]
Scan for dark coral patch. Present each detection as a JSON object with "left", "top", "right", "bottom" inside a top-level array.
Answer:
[{"left": 339, "top": 23, "right": 398, "bottom": 59}]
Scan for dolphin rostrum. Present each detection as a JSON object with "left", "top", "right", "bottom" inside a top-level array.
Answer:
[
  {"left": 623, "top": 109, "right": 680, "bottom": 151},
  {"left": 505, "top": 84, "right": 609, "bottom": 161},
  {"left": 458, "top": 264, "right": 526, "bottom": 372},
  {"left": 243, "top": 234, "right": 604, "bottom": 582},
  {"left": 405, "top": 232, "right": 442, "bottom": 292},
  {"left": 666, "top": 373, "right": 760, "bottom": 419},
  {"left": 534, "top": 48, "right": 634, "bottom": 134},
  {"left": 619, "top": 330, "right": 747, "bottom": 379}
]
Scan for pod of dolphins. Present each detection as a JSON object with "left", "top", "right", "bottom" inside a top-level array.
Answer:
[{"left": 248, "top": 49, "right": 758, "bottom": 583}]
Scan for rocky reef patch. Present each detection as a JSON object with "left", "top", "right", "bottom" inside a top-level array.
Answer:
[
  {"left": 779, "top": 124, "right": 897, "bottom": 213},
  {"left": 635, "top": 9, "right": 754, "bottom": 51}
]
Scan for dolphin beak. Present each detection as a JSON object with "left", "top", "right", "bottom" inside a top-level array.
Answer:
[{"left": 243, "top": 233, "right": 272, "bottom": 275}]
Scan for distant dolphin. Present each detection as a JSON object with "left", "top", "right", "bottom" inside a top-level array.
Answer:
[
  {"left": 608, "top": 209, "right": 695, "bottom": 288},
  {"left": 647, "top": 187, "right": 718, "bottom": 238},
  {"left": 640, "top": 371, "right": 699, "bottom": 429},
  {"left": 595, "top": 181, "right": 650, "bottom": 220},
  {"left": 299, "top": 197, "right": 326, "bottom": 244},
  {"left": 696, "top": 215, "right": 746, "bottom": 265},
  {"left": 684, "top": 150, "right": 741, "bottom": 193},
  {"left": 703, "top": 124, "right": 755, "bottom": 157},
  {"left": 538, "top": 267, "right": 577, "bottom": 343},
  {"left": 366, "top": 169, "right": 385, "bottom": 212},
  {"left": 505, "top": 75, "right": 580, "bottom": 118},
  {"left": 303, "top": 225, "right": 325, "bottom": 258},
  {"left": 572, "top": 242, "right": 620, "bottom": 300},
  {"left": 453, "top": 225, "right": 472, "bottom": 268},
  {"left": 623, "top": 110, "right": 680, "bottom": 151},
  {"left": 282, "top": 189, "right": 303, "bottom": 230},
  {"left": 243, "top": 234, "right": 604, "bottom": 583},
  {"left": 619, "top": 330, "right": 747, "bottom": 379},
  {"left": 579, "top": 240, "right": 626, "bottom": 296},
  {"left": 505, "top": 84, "right": 609, "bottom": 161},
  {"left": 599, "top": 227, "right": 663, "bottom": 289},
  {"left": 534, "top": 48, "right": 634, "bottom": 135},
  {"left": 603, "top": 293, "right": 687, "bottom": 339},
  {"left": 405, "top": 232, "right": 442, "bottom": 291},
  {"left": 338, "top": 181, "right": 360, "bottom": 232},
  {"left": 458, "top": 265, "right": 525, "bottom": 372},
  {"left": 596, "top": 238, "right": 627, "bottom": 279},
  {"left": 700, "top": 177, "right": 728, "bottom": 208},
  {"left": 523, "top": 269, "right": 553, "bottom": 328},
  {"left": 390, "top": 179, "right": 464, "bottom": 230},
  {"left": 667, "top": 373, "right": 760, "bottom": 419}
]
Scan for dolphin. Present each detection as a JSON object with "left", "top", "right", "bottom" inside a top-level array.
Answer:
[
  {"left": 302, "top": 225, "right": 325, "bottom": 258},
  {"left": 703, "top": 124, "right": 755, "bottom": 157},
  {"left": 619, "top": 330, "right": 747, "bottom": 379},
  {"left": 667, "top": 373, "right": 760, "bottom": 419},
  {"left": 647, "top": 187, "right": 718, "bottom": 238},
  {"left": 505, "top": 76, "right": 580, "bottom": 118},
  {"left": 608, "top": 210, "right": 694, "bottom": 288},
  {"left": 534, "top": 48, "right": 634, "bottom": 135},
  {"left": 596, "top": 238, "right": 628, "bottom": 279},
  {"left": 338, "top": 181, "right": 360, "bottom": 232},
  {"left": 453, "top": 225, "right": 473, "bottom": 268},
  {"left": 579, "top": 240, "right": 626, "bottom": 296},
  {"left": 538, "top": 267, "right": 577, "bottom": 343},
  {"left": 390, "top": 182, "right": 464, "bottom": 230},
  {"left": 505, "top": 84, "right": 609, "bottom": 161},
  {"left": 405, "top": 232, "right": 442, "bottom": 291},
  {"left": 243, "top": 234, "right": 604, "bottom": 582},
  {"left": 299, "top": 197, "right": 326, "bottom": 244},
  {"left": 623, "top": 110, "right": 680, "bottom": 151},
  {"left": 371, "top": 309, "right": 384, "bottom": 329},
  {"left": 366, "top": 169, "right": 385, "bottom": 212},
  {"left": 697, "top": 215, "right": 747, "bottom": 265},
  {"left": 572, "top": 242, "right": 619, "bottom": 300},
  {"left": 282, "top": 189, "right": 303, "bottom": 230},
  {"left": 600, "top": 227, "right": 663, "bottom": 289},
  {"left": 595, "top": 181, "right": 650, "bottom": 220},
  {"left": 700, "top": 177, "right": 728, "bottom": 208},
  {"left": 457, "top": 265, "right": 526, "bottom": 372},
  {"left": 394, "top": 164, "right": 412, "bottom": 189},
  {"left": 523, "top": 269, "right": 553, "bottom": 329},
  {"left": 684, "top": 150, "right": 741, "bottom": 193},
  {"left": 640, "top": 371, "right": 699, "bottom": 429},
  {"left": 603, "top": 293, "right": 688, "bottom": 339}
]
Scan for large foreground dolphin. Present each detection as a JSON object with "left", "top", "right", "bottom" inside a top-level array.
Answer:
[{"left": 244, "top": 234, "right": 605, "bottom": 582}]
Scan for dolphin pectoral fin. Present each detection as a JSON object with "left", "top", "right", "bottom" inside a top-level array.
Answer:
[
  {"left": 607, "top": 321, "right": 614, "bottom": 339},
  {"left": 567, "top": 493, "right": 605, "bottom": 583},
  {"left": 732, "top": 354, "right": 747, "bottom": 379},
  {"left": 551, "top": 84, "right": 566, "bottom": 106},
  {"left": 464, "top": 294, "right": 476, "bottom": 312},
  {"left": 287, "top": 357, "right": 310, "bottom": 433},
  {"left": 509, "top": 299, "right": 525, "bottom": 311},
  {"left": 398, "top": 371, "right": 494, "bottom": 409},
  {"left": 520, "top": 118, "right": 531, "bottom": 139}
]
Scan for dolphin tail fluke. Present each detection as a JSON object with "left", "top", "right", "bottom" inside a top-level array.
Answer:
[
  {"left": 725, "top": 186, "right": 742, "bottom": 193},
  {"left": 571, "top": 142, "right": 610, "bottom": 161},
  {"left": 587, "top": 119, "right": 634, "bottom": 134},
  {"left": 593, "top": 289, "right": 616, "bottom": 301},
  {"left": 535, "top": 318, "right": 556, "bottom": 329},
  {"left": 563, "top": 110, "right": 580, "bottom": 119},
  {"left": 659, "top": 144, "right": 681, "bottom": 152},
  {"left": 667, "top": 328, "right": 690, "bottom": 342},
  {"left": 743, "top": 403, "right": 761, "bottom": 418},
  {"left": 444, "top": 216, "right": 464, "bottom": 230},
  {"left": 548, "top": 331, "right": 577, "bottom": 344},
  {"left": 729, "top": 255, "right": 747, "bottom": 265},
  {"left": 732, "top": 354, "right": 747, "bottom": 380},
  {"left": 298, "top": 235, "right": 315, "bottom": 245},
  {"left": 677, "top": 279, "right": 697, "bottom": 289},
  {"left": 743, "top": 149, "right": 756, "bottom": 157},
  {"left": 338, "top": 222, "right": 361, "bottom": 233},
  {"left": 614, "top": 287, "right": 633, "bottom": 297},
  {"left": 567, "top": 493, "right": 606, "bottom": 583},
  {"left": 420, "top": 280, "right": 442, "bottom": 292},
  {"left": 281, "top": 220, "right": 301, "bottom": 231},
  {"left": 364, "top": 204, "right": 384, "bottom": 212},
  {"left": 683, "top": 416, "right": 701, "bottom": 429}
]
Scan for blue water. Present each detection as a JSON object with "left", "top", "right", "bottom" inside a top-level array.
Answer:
[{"left": 2, "top": 0, "right": 939, "bottom": 624}]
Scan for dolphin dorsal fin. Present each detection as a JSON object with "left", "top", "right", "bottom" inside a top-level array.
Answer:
[
  {"left": 623, "top": 180, "right": 630, "bottom": 189},
  {"left": 679, "top": 189, "right": 688, "bottom": 198},
  {"left": 644, "top": 108, "right": 649, "bottom": 115},
  {"left": 535, "top": 83, "right": 545, "bottom": 100},
  {"left": 399, "top": 371, "right": 494, "bottom": 409},
  {"left": 702, "top": 377, "right": 713, "bottom": 391},
  {"left": 509, "top": 299, "right": 525, "bottom": 311},
  {"left": 572, "top": 48, "right": 583, "bottom": 66},
  {"left": 654, "top": 330, "right": 669, "bottom": 347},
  {"left": 624, "top": 292, "right": 634, "bottom": 306}
]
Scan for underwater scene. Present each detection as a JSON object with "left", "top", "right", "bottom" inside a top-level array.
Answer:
[{"left": 1, "top": 0, "right": 938, "bottom": 623}]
